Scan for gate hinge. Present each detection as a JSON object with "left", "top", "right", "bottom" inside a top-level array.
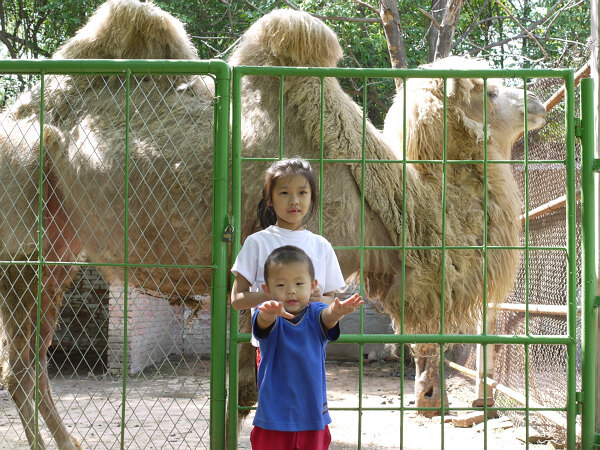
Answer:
[
  {"left": 576, "top": 391, "right": 583, "bottom": 415},
  {"left": 594, "top": 160, "right": 600, "bottom": 172},
  {"left": 595, "top": 296, "right": 600, "bottom": 309},
  {"left": 574, "top": 118, "right": 582, "bottom": 138},
  {"left": 594, "top": 433, "right": 600, "bottom": 447}
]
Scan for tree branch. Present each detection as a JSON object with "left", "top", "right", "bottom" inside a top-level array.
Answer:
[
  {"left": 282, "top": 0, "right": 381, "bottom": 23},
  {"left": 435, "top": 0, "right": 464, "bottom": 60},
  {"left": 418, "top": 7, "right": 440, "bottom": 30},
  {"left": 467, "top": 0, "right": 566, "bottom": 57},
  {"left": 493, "top": 0, "right": 548, "bottom": 59}
]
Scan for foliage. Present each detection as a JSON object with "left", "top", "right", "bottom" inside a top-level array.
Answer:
[{"left": 0, "top": 0, "right": 592, "bottom": 122}]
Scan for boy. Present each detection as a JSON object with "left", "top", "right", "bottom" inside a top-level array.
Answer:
[{"left": 251, "top": 245, "right": 363, "bottom": 450}]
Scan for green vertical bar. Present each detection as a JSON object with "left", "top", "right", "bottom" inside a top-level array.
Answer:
[
  {"left": 358, "top": 76, "right": 368, "bottom": 449},
  {"left": 523, "top": 77, "right": 531, "bottom": 450},
  {"left": 564, "top": 72, "right": 577, "bottom": 450},
  {"left": 319, "top": 77, "right": 325, "bottom": 236},
  {"left": 400, "top": 76, "right": 407, "bottom": 450},
  {"left": 440, "top": 78, "right": 448, "bottom": 448},
  {"left": 35, "top": 71, "right": 45, "bottom": 450},
  {"left": 210, "top": 60, "right": 231, "bottom": 450},
  {"left": 482, "top": 77, "right": 489, "bottom": 450},
  {"left": 580, "top": 77, "right": 595, "bottom": 450},
  {"left": 228, "top": 67, "right": 242, "bottom": 449},
  {"left": 121, "top": 69, "right": 131, "bottom": 450}
]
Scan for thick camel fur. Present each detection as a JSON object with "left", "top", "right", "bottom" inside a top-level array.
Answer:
[
  {"left": 0, "top": 1, "right": 546, "bottom": 447},
  {"left": 230, "top": 10, "right": 545, "bottom": 419}
]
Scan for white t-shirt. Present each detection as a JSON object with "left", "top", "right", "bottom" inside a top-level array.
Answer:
[{"left": 231, "top": 225, "right": 346, "bottom": 296}]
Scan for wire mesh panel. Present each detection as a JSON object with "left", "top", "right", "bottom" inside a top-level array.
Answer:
[
  {"left": 228, "top": 62, "right": 579, "bottom": 449},
  {"left": 0, "top": 60, "right": 230, "bottom": 449}
]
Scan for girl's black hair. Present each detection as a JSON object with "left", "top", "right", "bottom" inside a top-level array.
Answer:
[{"left": 256, "top": 157, "right": 318, "bottom": 229}]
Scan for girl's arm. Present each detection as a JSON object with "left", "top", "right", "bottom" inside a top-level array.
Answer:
[
  {"left": 310, "top": 288, "right": 335, "bottom": 305},
  {"left": 231, "top": 274, "right": 269, "bottom": 310},
  {"left": 321, "top": 293, "right": 364, "bottom": 330}
]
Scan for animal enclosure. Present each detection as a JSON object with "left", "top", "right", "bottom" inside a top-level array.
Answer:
[{"left": 0, "top": 11, "right": 597, "bottom": 450}]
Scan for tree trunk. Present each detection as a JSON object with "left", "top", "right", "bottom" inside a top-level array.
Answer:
[
  {"left": 428, "top": 0, "right": 446, "bottom": 63},
  {"left": 435, "top": 0, "right": 464, "bottom": 60},
  {"left": 378, "top": 0, "right": 407, "bottom": 89}
]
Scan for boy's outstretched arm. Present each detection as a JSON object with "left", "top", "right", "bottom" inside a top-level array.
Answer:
[
  {"left": 321, "top": 293, "right": 364, "bottom": 330},
  {"left": 256, "top": 300, "right": 295, "bottom": 330}
]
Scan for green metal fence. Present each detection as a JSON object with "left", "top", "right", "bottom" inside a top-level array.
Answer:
[
  {"left": 0, "top": 59, "right": 230, "bottom": 449},
  {"left": 0, "top": 60, "right": 597, "bottom": 449},
  {"left": 228, "top": 65, "right": 595, "bottom": 449}
]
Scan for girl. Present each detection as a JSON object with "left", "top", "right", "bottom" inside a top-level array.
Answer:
[{"left": 231, "top": 156, "right": 345, "bottom": 331}]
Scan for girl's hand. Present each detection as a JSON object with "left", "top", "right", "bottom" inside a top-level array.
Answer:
[
  {"left": 310, "top": 287, "right": 323, "bottom": 303},
  {"left": 258, "top": 300, "right": 294, "bottom": 319},
  {"left": 331, "top": 293, "right": 364, "bottom": 317}
]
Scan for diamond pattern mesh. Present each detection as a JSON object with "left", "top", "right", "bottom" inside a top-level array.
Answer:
[
  {"left": 0, "top": 71, "right": 217, "bottom": 449},
  {"left": 459, "top": 77, "right": 582, "bottom": 444}
]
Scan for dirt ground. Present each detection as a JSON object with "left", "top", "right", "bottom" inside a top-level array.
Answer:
[{"left": 0, "top": 357, "right": 556, "bottom": 449}]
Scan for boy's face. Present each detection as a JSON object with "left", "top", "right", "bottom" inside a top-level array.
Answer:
[{"left": 262, "top": 261, "right": 318, "bottom": 316}]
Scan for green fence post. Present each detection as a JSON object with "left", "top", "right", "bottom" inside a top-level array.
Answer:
[
  {"left": 209, "top": 59, "right": 231, "bottom": 450},
  {"left": 580, "top": 77, "right": 596, "bottom": 450}
]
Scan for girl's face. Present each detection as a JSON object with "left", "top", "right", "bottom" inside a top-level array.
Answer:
[{"left": 269, "top": 174, "right": 312, "bottom": 230}]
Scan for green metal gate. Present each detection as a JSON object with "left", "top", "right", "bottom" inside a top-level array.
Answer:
[
  {"left": 228, "top": 65, "right": 597, "bottom": 449},
  {"left": 0, "top": 60, "right": 597, "bottom": 449},
  {"left": 0, "top": 59, "right": 230, "bottom": 449}
]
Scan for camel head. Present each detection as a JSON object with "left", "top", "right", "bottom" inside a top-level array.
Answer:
[{"left": 383, "top": 56, "right": 547, "bottom": 164}]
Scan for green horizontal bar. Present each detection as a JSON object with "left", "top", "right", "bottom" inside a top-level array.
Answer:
[
  {"left": 235, "top": 333, "right": 573, "bottom": 345},
  {"left": 0, "top": 260, "right": 216, "bottom": 269},
  {"left": 238, "top": 405, "right": 567, "bottom": 413},
  {"left": 333, "top": 245, "right": 566, "bottom": 251},
  {"left": 235, "top": 65, "right": 572, "bottom": 79},
  {"left": 329, "top": 406, "right": 567, "bottom": 413},
  {"left": 240, "top": 156, "right": 566, "bottom": 165},
  {"left": 0, "top": 58, "right": 227, "bottom": 75}
]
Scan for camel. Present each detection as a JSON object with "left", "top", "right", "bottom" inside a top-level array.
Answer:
[
  {"left": 229, "top": 10, "right": 546, "bottom": 421},
  {"left": 0, "top": 1, "right": 546, "bottom": 448}
]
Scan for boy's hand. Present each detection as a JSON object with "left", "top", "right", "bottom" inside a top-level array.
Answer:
[
  {"left": 258, "top": 300, "right": 294, "bottom": 320},
  {"left": 331, "top": 293, "right": 364, "bottom": 317}
]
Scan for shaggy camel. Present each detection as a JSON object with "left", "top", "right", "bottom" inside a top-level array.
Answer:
[
  {"left": 229, "top": 10, "right": 546, "bottom": 420},
  {"left": 0, "top": 1, "right": 546, "bottom": 449}
]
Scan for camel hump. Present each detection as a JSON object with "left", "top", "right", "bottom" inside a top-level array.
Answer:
[
  {"left": 229, "top": 9, "right": 343, "bottom": 68},
  {"left": 53, "top": 0, "right": 198, "bottom": 60}
]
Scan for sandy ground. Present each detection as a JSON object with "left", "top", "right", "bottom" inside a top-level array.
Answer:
[{"left": 0, "top": 357, "right": 554, "bottom": 449}]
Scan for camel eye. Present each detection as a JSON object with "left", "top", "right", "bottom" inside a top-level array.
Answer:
[{"left": 487, "top": 88, "right": 499, "bottom": 98}]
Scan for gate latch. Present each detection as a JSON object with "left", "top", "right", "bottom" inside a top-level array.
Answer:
[
  {"left": 222, "top": 224, "right": 234, "bottom": 242},
  {"left": 576, "top": 391, "right": 583, "bottom": 415},
  {"left": 574, "top": 118, "right": 582, "bottom": 138}
]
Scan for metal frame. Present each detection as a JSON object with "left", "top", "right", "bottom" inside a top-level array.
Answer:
[
  {"left": 228, "top": 65, "right": 586, "bottom": 449},
  {"left": 0, "top": 59, "right": 230, "bottom": 449}
]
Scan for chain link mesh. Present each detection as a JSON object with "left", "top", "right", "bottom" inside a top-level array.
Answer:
[{"left": 0, "top": 71, "right": 217, "bottom": 449}]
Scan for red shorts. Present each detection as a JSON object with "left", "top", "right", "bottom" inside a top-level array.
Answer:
[{"left": 250, "top": 425, "right": 331, "bottom": 450}]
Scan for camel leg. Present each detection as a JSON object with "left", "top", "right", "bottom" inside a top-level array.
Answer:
[
  {"left": 33, "top": 269, "right": 80, "bottom": 450},
  {"left": 413, "top": 343, "right": 449, "bottom": 418},
  {"left": 0, "top": 262, "right": 47, "bottom": 449}
]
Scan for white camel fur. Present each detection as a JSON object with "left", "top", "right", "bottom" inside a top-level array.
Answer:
[{"left": 0, "top": 1, "right": 546, "bottom": 448}]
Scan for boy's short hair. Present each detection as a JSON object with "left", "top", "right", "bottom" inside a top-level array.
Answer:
[{"left": 264, "top": 245, "right": 315, "bottom": 283}]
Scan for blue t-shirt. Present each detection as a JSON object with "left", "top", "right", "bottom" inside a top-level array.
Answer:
[{"left": 252, "top": 302, "right": 340, "bottom": 431}]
